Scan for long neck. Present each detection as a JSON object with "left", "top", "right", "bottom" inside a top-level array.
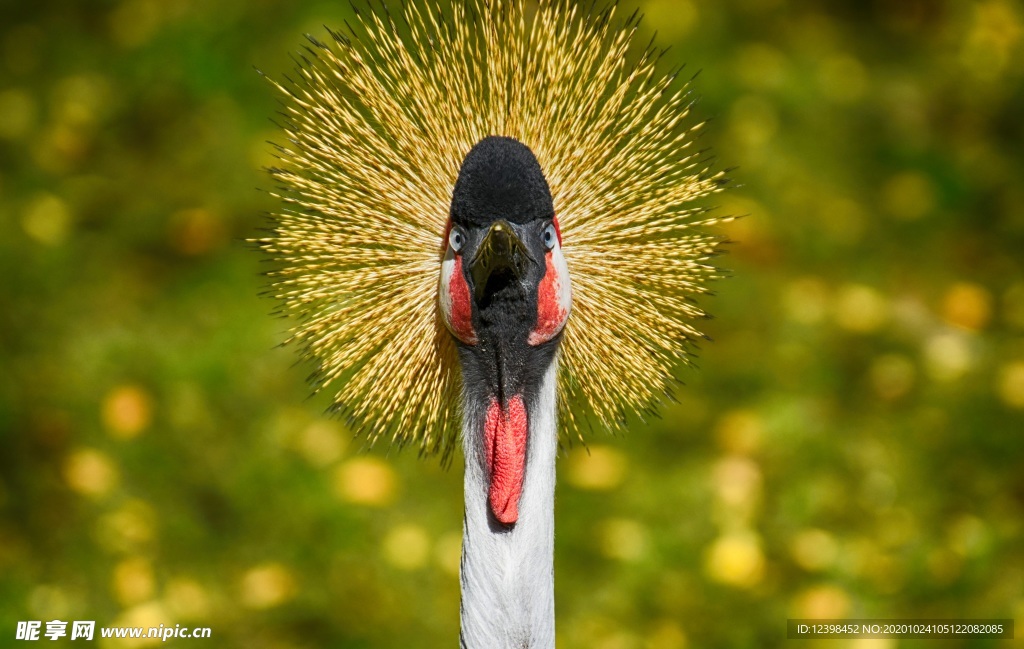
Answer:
[{"left": 459, "top": 361, "right": 558, "bottom": 649}]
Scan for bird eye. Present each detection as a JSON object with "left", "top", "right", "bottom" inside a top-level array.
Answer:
[
  {"left": 449, "top": 227, "right": 465, "bottom": 252},
  {"left": 542, "top": 223, "right": 557, "bottom": 250}
]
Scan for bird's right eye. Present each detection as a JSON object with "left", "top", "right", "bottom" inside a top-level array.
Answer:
[
  {"left": 542, "top": 223, "right": 557, "bottom": 250},
  {"left": 449, "top": 227, "right": 465, "bottom": 252}
]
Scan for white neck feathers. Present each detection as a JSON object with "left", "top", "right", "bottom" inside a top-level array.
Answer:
[{"left": 459, "top": 361, "right": 558, "bottom": 649}]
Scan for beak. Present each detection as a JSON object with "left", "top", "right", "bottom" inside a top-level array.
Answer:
[{"left": 469, "top": 220, "right": 531, "bottom": 302}]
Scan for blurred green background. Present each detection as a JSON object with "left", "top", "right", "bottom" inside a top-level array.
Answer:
[{"left": 2, "top": 0, "right": 1023, "bottom": 647}]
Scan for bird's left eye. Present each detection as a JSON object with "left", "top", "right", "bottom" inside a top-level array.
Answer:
[
  {"left": 449, "top": 227, "right": 465, "bottom": 252},
  {"left": 542, "top": 223, "right": 557, "bottom": 250}
]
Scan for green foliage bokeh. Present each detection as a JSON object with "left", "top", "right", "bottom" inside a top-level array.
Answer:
[{"left": 1, "top": 0, "right": 1023, "bottom": 647}]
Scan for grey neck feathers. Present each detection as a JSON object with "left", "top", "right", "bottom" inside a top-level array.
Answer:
[{"left": 459, "top": 361, "right": 558, "bottom": 649}]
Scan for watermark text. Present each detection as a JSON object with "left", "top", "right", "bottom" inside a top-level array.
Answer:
[{"left": 16, "top": 620, "right": 211, "bottom": 642}]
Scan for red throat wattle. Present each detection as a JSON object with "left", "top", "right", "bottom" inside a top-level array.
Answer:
[{"left": 484, "top": 395, "right": 528, "bottom": 524}]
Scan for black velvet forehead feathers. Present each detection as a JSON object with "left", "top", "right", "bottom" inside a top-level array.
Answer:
[{"left": 450, "top": 136, "right": 554, "bottom": 227}]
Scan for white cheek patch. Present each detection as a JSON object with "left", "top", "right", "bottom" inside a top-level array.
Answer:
[
  {"left": 552, "top": 245, "right": 572, "bottom": 318},
  {"left": 439, "top": 248, "right": 456, "bottom": 327}
]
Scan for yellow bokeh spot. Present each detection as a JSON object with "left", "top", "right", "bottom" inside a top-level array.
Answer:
[
  {"left": 382, "top": 523, "right": 431, "bottom": 570},
  {"left": 599, "top": 518, "right": 649, "bottom": 562},
  {"left": 52, "top": 75, "right": 110, "bottom": 127},
  {"left": 924, "top": 332, "right": 973, "bottom": 382},
  {"left": 112, "top": 557, "right": 155, "bottom": 606},
  {"left": 997, "top": 361, "right": 1024, "bottom": 408},
  {"left": 163, "top": 577, "right": 210, "bottom": 620},
  {"left": 22, "top": 193, "right": 72, "bottom": 246},
  {"left": 102, "top": 385, "right": 153, "bottom": 439},
  {"left": 714, "top": 410, "right": 763, "bottom": 455},
  {"left": 870, "top": 354, "right": 915, "bottom": 401},
  {"left": 101, "top": 601, "right": 170, "bottom": 649},
  {"left": 64, "top": 448, "right": 119, "bottom": 497},
  {"left": 792, "top": 584, "right": 850, "bottom": 619},
  {"left": 834, "top": 284, "right": 888, "bottom": 333},
  {"left": 790, "top": 529, "right": 838, "bottom": 572},
  {"left": 240, "top": 563, "right": 296, "bottom": 610},
  {"left": 960, "top": 0, "right": 1023, "bottom": 82},
  {"left": 881, "top": 171, "right": 936, "bottom": 221},
  {"left": 712, "top": 456, "right": 762, "bottom": 515},
  {"left": 294, "top": 420, "right": 347, "bottom": 467},
  {"left": 565, "top": 445, "right": 627, "bottom": 491},
  {"left": 942, "top": 282, "right": 992, "bottom": 331},
  {"left": 332, "top": 457, "right": 398, "bottom": 506},
  {"left": 704, "top": 531, "right": 764, "bottom": 588},
  {"left": 0, "top": 88, "right": 36, "bottom": 140}
]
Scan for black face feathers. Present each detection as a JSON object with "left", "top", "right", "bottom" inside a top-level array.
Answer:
[
  {"left": 451, "top": 136, "right": 554, "bottom": 228},
  {"left": 448, "top": 136, "right": 561, "bottom": 411}
]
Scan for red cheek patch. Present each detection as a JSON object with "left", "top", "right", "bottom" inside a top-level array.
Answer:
[
  {"left": 449, "top": 255, "right": 477, "bottom": 345},
  {"left": 484, "top": 395, "right": 528, "bottom": 525},
  {"left": 529, "top": 251, "right": 568, "bottom": 346}
]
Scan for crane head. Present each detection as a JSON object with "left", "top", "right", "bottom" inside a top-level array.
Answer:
[
  {"left": 258, "top": 0, "right": 728, "bottom": 462},
  {"left": 439, "top": 136, "right": 572, "bottom": 524},
  {"left": 440, "top": 136, "right": 571, "bottom": 351}
]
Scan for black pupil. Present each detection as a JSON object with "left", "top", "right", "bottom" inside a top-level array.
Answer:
[
  {"left": 454, "top": 233, "right": 462, "bottom": 246},
  {"left": 544, "top": 229, "right": 552, "bottom": 242}
]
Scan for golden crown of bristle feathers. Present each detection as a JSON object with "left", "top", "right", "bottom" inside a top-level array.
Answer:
[{"left": 256, "top": 0, "right": 729, "bottom": 461}]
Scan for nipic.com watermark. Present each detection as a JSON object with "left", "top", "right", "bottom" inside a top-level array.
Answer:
[{"left": 15, "top": 620, "right": 212, "bottom": 642}]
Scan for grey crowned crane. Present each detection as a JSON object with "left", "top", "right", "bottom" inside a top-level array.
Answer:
[{"left": 257, "top": 1, "right": 728, "bottom": 647}]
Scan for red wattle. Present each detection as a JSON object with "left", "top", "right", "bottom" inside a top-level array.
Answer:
[{"left": 484, "top": 395, "right": 528, "bottom": 524}]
